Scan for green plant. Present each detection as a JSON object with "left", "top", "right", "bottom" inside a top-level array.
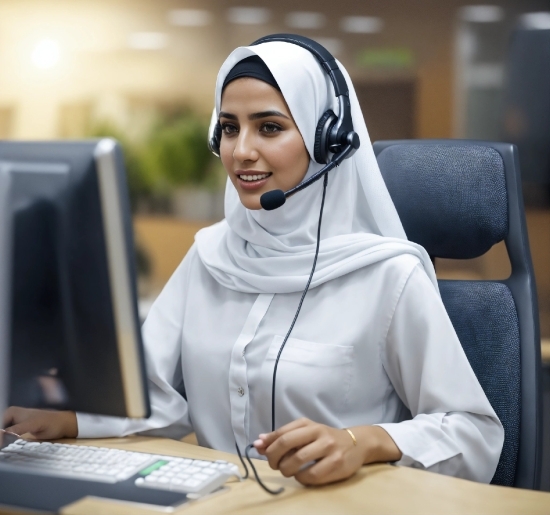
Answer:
[
  {"left": 145, "top": 114, "right": 215, "bottom": 188},
  {"left": 88, "top": 110, "right": 221, "bottom": 212},
  {"left": 88, "top": 121, "right": 157, "bottom": 209}
]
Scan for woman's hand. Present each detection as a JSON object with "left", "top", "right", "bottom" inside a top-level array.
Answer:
[
  {"left": 3, "top": 407, "right": 78, "bottom": 440},
  {"left": 253, "top": 418, "right": 402, "bottom": 486}
]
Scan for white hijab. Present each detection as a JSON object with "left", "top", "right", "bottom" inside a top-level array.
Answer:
[{"left": 195, "top": 41, "right": 436, "bottom": 294}]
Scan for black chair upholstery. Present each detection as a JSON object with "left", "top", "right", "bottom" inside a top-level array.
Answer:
[{"left": 374, "top": 140, "right": 541, "bottom": 489}]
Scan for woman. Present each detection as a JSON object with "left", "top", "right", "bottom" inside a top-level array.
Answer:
[{"left": 4, "top": 38, "right": 503, "bottom": 486}]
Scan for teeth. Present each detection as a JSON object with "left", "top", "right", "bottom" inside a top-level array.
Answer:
[{"left": 239, "top": 173, "right": 270, "bottom": 182}]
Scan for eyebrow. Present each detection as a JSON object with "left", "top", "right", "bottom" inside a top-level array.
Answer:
[{"left": 219, "top": 110, "right": 290, "bottom": 121}]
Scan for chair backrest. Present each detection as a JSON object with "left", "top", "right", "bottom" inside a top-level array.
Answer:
[{"left": 373, "top": 139, "right": 542, "bottom": 489}]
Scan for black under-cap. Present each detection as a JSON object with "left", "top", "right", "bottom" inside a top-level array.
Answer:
[{"left": 222, "top": 55, "right": 281, "bottom": 92}]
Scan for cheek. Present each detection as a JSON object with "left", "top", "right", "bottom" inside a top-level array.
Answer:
[
  {"left": 219, "top": 141, "right": 234, "bottom": 173},
  {"left": 266, "top": 134, "right": 309, "bottom": 173}
]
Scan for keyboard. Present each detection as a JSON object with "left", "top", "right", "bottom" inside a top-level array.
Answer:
[{"left": 0, "top": 439, "right": 241, "bottom": 497}]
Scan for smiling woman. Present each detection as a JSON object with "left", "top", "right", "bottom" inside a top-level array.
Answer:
[{"left": 5, "top": 35, "right": 504, "bottom": 490}]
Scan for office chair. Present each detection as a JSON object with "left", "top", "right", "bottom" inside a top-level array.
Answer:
[{"left": 374, "top": 140, "right": 542, "bottom": 489}]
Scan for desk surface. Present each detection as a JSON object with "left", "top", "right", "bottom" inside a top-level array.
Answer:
[
  {"left": 0, "top": 437, "right": 530, "bottom": 515},
  {"left": 0, "top": 436, "right": 548, "bottom": 515}
]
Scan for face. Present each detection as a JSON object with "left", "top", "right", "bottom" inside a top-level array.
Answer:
[{"left": 219, "top": 77, "right": 310, "bottom": 210}]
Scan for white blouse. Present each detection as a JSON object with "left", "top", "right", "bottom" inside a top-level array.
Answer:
[{"left": 77, "top": 245, "right": 504, "bottom": 483}]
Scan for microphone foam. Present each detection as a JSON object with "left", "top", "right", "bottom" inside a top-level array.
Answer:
[{"left": 260, "top": 189, "right": 286, "bottom": 210}]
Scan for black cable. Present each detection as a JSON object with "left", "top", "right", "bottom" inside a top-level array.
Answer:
[
  {"left": 234, "top": 442, "right": 249, "bottom": 479},
  {"left": 233, "top": 173, "right": 329, "bottom": 496},
  {"left": 271, "top": 173, "right": 329, "bottom": 432},
  {"left": 245, "top": 444, "right": 284, "bottom": 495}
]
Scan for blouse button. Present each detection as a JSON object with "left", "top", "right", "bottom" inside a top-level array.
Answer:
[{"left": 237, "top": 387, "right": 245, "bottom": 397}]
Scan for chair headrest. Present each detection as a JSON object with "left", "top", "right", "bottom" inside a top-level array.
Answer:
[{"left": 377, "top": 143, "right": 508, "bottom": 259}]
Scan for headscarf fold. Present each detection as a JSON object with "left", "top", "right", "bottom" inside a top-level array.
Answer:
[{"left": 195, "top": 41, "right": 437, "bottom": 294}]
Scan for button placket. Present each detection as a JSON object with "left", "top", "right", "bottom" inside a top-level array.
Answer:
[{"left": 228, "top": 294, "right": 274, "bottom": 451}]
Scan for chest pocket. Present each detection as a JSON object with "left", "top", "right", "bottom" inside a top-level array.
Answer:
[{"left": 263, "top": 336, "right": 355, "bottom": 420}]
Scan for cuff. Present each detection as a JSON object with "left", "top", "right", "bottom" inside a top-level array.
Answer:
[
  {"left": 375, "top": 414, "right": 461, "bottom": 469},
  {"left": 76, "top": 412, "right": 131, "bottom": 439}
]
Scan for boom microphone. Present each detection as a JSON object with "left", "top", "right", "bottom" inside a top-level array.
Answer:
[{"left": 260, "top": 137, "right": 359, "bottom": 211}]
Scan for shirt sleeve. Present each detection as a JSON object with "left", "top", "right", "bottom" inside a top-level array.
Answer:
[
  {"left": 76, "top": 248, "right": 196, "bottom": 440},
  {"left": 375, "top": 263, "right": 504, "bottom": 483}
]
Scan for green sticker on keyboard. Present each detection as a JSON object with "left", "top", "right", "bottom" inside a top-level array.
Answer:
[{"left": 139, "top": 460, "right": 169, "bottom": 476}]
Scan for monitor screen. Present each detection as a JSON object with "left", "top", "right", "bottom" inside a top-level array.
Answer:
[{"left": 0, "top": 140, "right": 150, "bottom": 419}]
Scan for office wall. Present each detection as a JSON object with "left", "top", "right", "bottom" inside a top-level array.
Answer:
[{"left": 1, "top": 0, "right": 548, "bottom": 142}]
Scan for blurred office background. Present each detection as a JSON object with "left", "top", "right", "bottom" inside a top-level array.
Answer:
[{"left": 1, "top": 0, "right": 550, "bottom": 483}]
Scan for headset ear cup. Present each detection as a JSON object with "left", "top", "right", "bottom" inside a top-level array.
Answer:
[
  {"left": 209, "top": 122, "right": 222, "bottom": 157},
  {"left": 313, "top": 110, "right": 336, "bottom": 164}
]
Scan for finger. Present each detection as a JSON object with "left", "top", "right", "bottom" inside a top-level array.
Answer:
[
  {"left": 265, "top": 426, "right": 318, "bottom": 470},
  {"left": 252, "top": 439, "right": 273, "bottom": 456},
  {"left": 6, "top": 420, "right": 46, "bottom": 439},
  {"left": 259, "top": 417, "right": 312, "bottom": 447},
  {"left": 296, "top": 452, "right": 353, "bottom": 486},
  {"left": 2, "top": 406, "right": 19, "bottom": 428},
  {"left": 253, "top": 438, "right": 267, "bottom": 455},
  {"left": 253, "top": 438, "right": 267, "bottom": 449},
  {"left": 278, "top": 438, "right": 328, "bottom": 478}
]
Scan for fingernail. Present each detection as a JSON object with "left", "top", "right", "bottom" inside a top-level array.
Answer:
[
  {"left": 253, "top": 439, "right": 264, "bottom": 447},
  {"left": 258, "top": 433, "right": 267, "bottom": 439}
]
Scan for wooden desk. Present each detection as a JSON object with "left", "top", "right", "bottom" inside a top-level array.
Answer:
[{"left": 2, "top": 436, "right": 537, "bottom": 515}]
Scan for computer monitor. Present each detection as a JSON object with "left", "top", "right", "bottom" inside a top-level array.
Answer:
[
  {"left": 0, "top": 167, "right": 11, "bottom": 423},
  {"left": 0, "top": 139, "right": 150, "bottom": 419}
]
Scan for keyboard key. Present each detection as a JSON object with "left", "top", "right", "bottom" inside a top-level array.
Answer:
[{"left": 182, "top": 478, "right": 201, "bottom": 488}]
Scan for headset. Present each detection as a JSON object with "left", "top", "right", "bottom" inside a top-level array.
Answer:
[{"left": 208, "top": 33, "right": 360, "bottom": 210}]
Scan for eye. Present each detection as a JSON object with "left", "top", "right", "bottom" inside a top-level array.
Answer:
[
  {"left": 260, "top": 122, "right": 282, "bottom": 134},
  {"left": 221, "top": 122, "right": 238, "bottom": 136}
]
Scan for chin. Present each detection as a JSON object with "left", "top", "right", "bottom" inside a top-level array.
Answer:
[{"left": 238, "top": 194, "right": 263, "bottom": 211}]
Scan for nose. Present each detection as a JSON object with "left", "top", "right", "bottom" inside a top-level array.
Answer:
[{"left": 232, "top": 128, "right": 259, "bottom": 163}]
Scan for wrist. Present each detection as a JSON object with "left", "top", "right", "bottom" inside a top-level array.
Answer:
[
  {"left": 62, "top": 411, "right": 78, "bottom": 438},
  {"left": 351, "top": 425, "right": 402, "bottom": 465}
]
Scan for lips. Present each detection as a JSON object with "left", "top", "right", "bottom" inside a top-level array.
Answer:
[
  {"left": 238, "top": 173, "right": 271, "bottom": 182},
  {"left": 235, "top": 171, "right": 272, "bottom": 190},
  {"left": 236, "top": 171, "right": 272, "bottom": 182}
]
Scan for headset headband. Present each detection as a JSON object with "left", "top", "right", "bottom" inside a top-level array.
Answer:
[{"left": 250, "top": 34, "right": 349, "bottom": 97}]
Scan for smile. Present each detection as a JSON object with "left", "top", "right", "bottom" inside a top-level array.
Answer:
[{"left": 238, "top": 173, "right": 272, "bottom": 182}]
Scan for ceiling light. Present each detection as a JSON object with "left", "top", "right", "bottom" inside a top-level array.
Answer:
[
  {"left": 128, "top": 32, "right": 168, "bottom": 50},
  {"left": 227, "top": 7, "right": 271, "bottom": 25},
  {"left": 340, "top": 16, "right": 383, "bottom": 34},
  {"left": 460, "top": 6, "right": 504, "bottom": 23},
  {"left": 286, "top": 12, "right": 326, "bottom": 30},
  {"left": 315, "top": 38, "right": 343, "bottom": 56},
  {"left": 31, "top": 39, "right": 60, "bottom": 69},
  {"left": 520, "top": 12, "right": 550, "bottom": 30},
  {"left": 168, "top": 9, "right": 212, "bottom": 27}
]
